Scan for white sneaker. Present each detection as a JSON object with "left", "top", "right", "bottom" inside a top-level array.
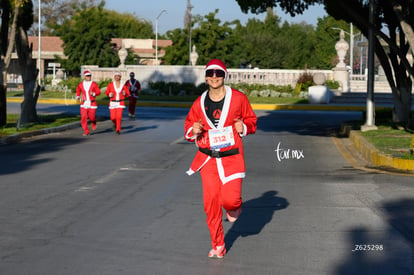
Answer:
[
  {"left": 226, "top": 207, "right": 241, "bottom": 222},
  {"left": 208, "top": 245, "right": 226, "bottom": 259}
]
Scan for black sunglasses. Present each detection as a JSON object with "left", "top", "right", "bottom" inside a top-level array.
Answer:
[{"left": 205, "top": 69, "right": 226, "bottom": 78}]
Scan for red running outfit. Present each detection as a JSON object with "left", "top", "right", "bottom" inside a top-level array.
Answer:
[
  {"left": 184, "top": 86, "right": 257, "bottom": 250},
  {"left": 76, "top": 79, "right": 101, "bottom": 135},
  {"left": 125, "top": 75, "right": 141, "bottom": 117},
  {"left": 105, "top": 81, "right": 130, "bottom": 133}
]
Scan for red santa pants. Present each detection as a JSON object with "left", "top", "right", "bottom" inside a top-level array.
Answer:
[
  {"left": 80, "top": 108, "right": 96, "bottom": 134},
  {"left": 200, "top": 158, "right": 242, "bottom": 249},
  {"left": 128, "top": 96, "right": 137, "bottom": 115},
  {"left": 110, "top": 108, "right": 124, "bottom": 132}
]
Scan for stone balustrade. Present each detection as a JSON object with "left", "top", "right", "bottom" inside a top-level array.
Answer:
[{"left": 82, "top": 65, "right": 334, "bottom": 89}]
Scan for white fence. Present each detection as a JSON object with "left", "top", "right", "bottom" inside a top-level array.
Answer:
[
  {"left": 82, "top": 65, "right": 394, "bottom": 93},
  {"left": 83, "top": 65, "right": 335, "bottom": 89},
  {"left": 227, "top": 69, "right": 333, "bottom": 87}
]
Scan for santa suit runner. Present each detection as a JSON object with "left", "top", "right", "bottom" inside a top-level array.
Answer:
[
  {"left": 78, "top": 81, "right": 99, "bottom": 109},
  {"left": 184, "top": 86, "right": 257, "bottom": 184},
  {"left": 127, "top": 79, "right": 140, "bottom": 97},
  {"left": 108, "top": 81, "right": 128, "bottom": 109}
]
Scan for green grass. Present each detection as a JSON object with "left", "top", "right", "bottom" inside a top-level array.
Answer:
[
  {"left": 355, "top": 110, "right": 414, "bottom": 160},
  {"left": 247, "top": 97, "right": 308, "bottom": 104},
  {"left": 361, "top": 126, "right": 414, "bottom": 159},
  {"left": 0, "top": 114, "right": 79, "bottom": 138}
]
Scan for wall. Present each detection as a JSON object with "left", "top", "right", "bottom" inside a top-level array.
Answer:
[{"left": 82, "top": 65, "right": 334, "bottom": 89}]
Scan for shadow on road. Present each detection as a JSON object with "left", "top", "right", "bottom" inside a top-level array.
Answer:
[
  {"left": 0, "top": 137, "right": 85, "bottom": 175},
  {"left": 333, "top": 198, "right": 414, "bottom": 274},
  {"left": 257, "top": 110, "right": 362, "bottom": 137},
  {"left": 224, "top": 190, "right": 289, "bottom": 253}
]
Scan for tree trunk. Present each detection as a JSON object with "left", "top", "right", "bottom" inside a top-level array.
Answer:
[
  {"left": 15, "top": 27, "right": 39, "bottom": 126},
  {"left": 0, "top": 2, "right": 17, "bottom": 127},
  {"left": 392, "top": 85, "right": 413, "bottom": 128},
  {"left": 0, "top": 83, "right": 5, "bottom": 127}
]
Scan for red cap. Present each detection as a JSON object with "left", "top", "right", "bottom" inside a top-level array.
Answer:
[
  {"left": 84, "top": 70, "right": 91, "bottom": 76},
  {"left": 204, "top": 59, "right": 228, "bottom": 77},
  {"left": 130, "top": 72, "right": 135, "bottom": 77}
]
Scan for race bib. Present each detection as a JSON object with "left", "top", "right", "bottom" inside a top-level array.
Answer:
[
  {"left": 110, "top": 101, "right": 120, "bottom": 108},
  {"left": 208, "top": 126, "right": 235, "bottom": 149}
]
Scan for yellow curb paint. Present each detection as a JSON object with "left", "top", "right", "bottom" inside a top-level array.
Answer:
[{"left": 350, "top": 131, "right": 414, "bottom": 173}]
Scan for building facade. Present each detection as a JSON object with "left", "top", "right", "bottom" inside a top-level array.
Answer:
[{"left": 7, "top": 36, "right": 172, "bottom": 84}]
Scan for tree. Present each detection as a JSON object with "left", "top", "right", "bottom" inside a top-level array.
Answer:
[
  {"left": 229, "top": 10, "right": 288, "bottom": 69},
  {"left": 163, "top": 28, "right": 189, "bottom": 65},
  {"left": 16, "top": 0, "right": 42, "bottom": 125},
  {"left": 0, "top": 0, "right": 13, "bottom": 127},
  {"left": 164, "top": 10, "right": 235, "bottom": 66},
  {"left": 326, "top": 0, "right": 413, "bottom": 127},
  {"left": 312, "top": 16, "right": 352, "bottom": 69},
  {"left": 51, "top": 4, "right": 153, "bottom": 74},
  {"left": 235, "top": 0, "right": 414, "bottom": 127},
  {"left": 31, "top": 0, "right": 104, "bottom": 36},
  {"left": 0, "top": 0, "right": 40, "bottom": 127}
]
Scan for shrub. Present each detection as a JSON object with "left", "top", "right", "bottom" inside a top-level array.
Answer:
[
  {"left": 59, "top": 77, "right": 81, "bottom": 93},
  {"left": 97, "top": 78, "right": 112, "bottom": 89},
  {"left": 325, "top": 80, "right": 340, "bottom": 90},
  {"left": 295, "top": 72, "right": 314, "bottom": 93}
]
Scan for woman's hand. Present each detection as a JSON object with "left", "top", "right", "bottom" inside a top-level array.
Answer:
[
  {"left": 234, "top": 118, "right": 243, "bottom": 134},
  {"left": 192, "top": 119, "right": 204, "bottom": 135}
]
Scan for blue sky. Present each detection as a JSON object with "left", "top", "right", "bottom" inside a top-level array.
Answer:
[{"left": 104, "top": 0, "right": 327, "bottom": 34}]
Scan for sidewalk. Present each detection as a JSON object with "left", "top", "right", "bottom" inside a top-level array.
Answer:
[{"left": 5, "top": 97, "right": 414, "bottom": 173}]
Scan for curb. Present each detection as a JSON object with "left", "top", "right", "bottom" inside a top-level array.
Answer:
[
  {"left": 0, "top": 121, "right": 80, "bottom": 145},
  {"left": 7, "top": 97, "right": 394, "bottom": 111},
  {"left": 349, "top": 130, "right": 414, "bottom": 173}
]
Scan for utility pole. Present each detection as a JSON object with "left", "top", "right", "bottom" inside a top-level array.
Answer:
[
  {"left": 38, "top": 0, "right": 41, "bottom": 86},
  {"left": 155, "top": 9, "right": 167, "bottom": 66},
  {"left": 362, "top": 0, "right": 378, "bottom": 131},
  {"left": 185, "top": 0, "right": 194, "bottom": 65}
]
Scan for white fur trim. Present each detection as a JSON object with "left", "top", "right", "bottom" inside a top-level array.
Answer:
[
  {"left": 186, "top": 169, "right": 195, "bottom": 176},
  {"left": 216, "top": 158, "right": 245, "bottom": 184},
  {"left": 185, "top": 127, "right": 197, "bottom": 140}
]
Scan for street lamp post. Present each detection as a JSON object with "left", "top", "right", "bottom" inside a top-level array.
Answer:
[
  {"left": 38, "top": 0, "right": 41, "bottom": 85},
  {"left": 155, "top": 9, "right": 167, "bottom": 66}
]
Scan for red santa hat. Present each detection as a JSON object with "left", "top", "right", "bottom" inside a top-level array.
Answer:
[
  {"left": 204, "top": 59, "right": 228, "bottom": 77},
  {"left": 129, "top": 72, "right": 135, "bottom": 77},
  {"left": 84, "top": 70, "right": 91, "bottom": 76}
]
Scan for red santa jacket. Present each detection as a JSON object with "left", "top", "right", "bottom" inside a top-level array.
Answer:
[
  {"left": 184, "top": 86, "right": 257, "bottom": 184},
  {"left": 125, "top": 79, "right": 141, "bottom": 98},
  {"left": 76, "top": 81, "right": 101, "bottom": 109},
  {"left": 105, "top": 81, "right": 130, "bottom": 109}
]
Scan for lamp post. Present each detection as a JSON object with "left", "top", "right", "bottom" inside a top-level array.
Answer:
[
  {"left": 38, "top": 0, "right": 41, "bottom": 85},
  {"left": 186, "top": 0, "right": 194, "bottom": 65},
  {"left": 155, "top": 9, "right": 167, "bottom": 66}
]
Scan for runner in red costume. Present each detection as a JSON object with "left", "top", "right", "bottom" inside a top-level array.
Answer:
[
  {"left": 105, "top": 71, "right": 130, "bottom": 135},
  {"left": 125, "top": 72, "right": 141, "bottom": 118},
  {"left": 76, "top": 70, "right": 101, "bottom": 136},
  {"left": 184, "top": 59, "right": 257, "bottom": 259}
]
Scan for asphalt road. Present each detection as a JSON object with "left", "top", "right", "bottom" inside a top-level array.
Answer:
[{"left": 1, "top": 106, "right": 413, "bottom": 275}]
